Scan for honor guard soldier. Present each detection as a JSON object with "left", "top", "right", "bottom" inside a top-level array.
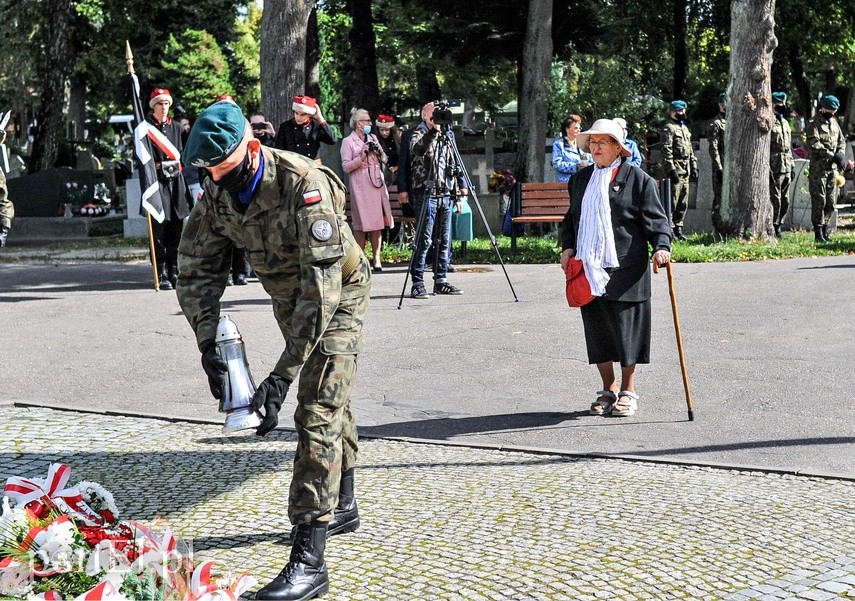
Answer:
[
  {"left": 178, "top": 100, "right": 370, "bottom": 601},
  {"left": 805, "top": 94, "right": 846, "bottom": 242},
  {"left": 661, "top": 99, "right": 698, "bottom": 241},
  {"left": 273, "top": 95, "right": 337, "bottom": 163},
  {"left": 707, "top": 93, "right": 726, "bottom": 235},
  {"left": 769, "top": 92, "right": 793, "bottom": 237}
]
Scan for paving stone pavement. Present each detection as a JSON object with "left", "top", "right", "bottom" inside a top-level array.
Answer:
[{"left": 1, "top": 406, "right": 853, "bottom": 601}]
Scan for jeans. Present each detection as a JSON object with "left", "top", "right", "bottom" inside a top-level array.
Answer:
[{"left": 411, "top": 194, "right": 452, "bottom": 286}]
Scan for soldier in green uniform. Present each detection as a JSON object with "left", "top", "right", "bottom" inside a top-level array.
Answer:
[
  {"left": 805, "top": 94, "right": 846, "bottom": 242},
  {"left": 769, "top": 92, "right": 793, "bottom": 238},
  {"left": 0, "top": 131, "right": 13, "bottom": 248},
  {"left": 707, "top": 93, "right": 726, "bottom": 235},
  {"left": 661, "top": 99, "right": 698, "bottom": 241},
  {"left": 178, "top": 101, "right": 371, "bottom": 601}
]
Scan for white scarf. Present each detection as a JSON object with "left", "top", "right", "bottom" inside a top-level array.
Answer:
[{"left": 577, "top": 157, "right": 620, "bottom": 296}]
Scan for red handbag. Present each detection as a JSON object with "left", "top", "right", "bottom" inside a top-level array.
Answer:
[{"left": 564, "top": 258, "right": 596, "bottom": 308}]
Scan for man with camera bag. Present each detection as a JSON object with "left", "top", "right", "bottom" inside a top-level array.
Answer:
[{"left": 408, "top": 101, "right": 468, "bottom": 298}]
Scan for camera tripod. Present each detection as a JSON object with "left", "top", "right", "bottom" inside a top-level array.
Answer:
[{"left": 397, "top": 125, "right": 518, "bottom": 307}]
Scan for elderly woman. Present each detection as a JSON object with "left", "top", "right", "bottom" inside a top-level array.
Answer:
[
  {"left": 341, "top": 107, "right": 393, "bottom": 272},
  {"left": 552, "top": 114, "right": 591, "bottom": 183},
  {"left": 560, "top": 119, "right": 672, "bottom": 417}
]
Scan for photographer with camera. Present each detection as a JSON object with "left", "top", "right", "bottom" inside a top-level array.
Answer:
[
  {"left": 341, "top": 108, "right": 393, "bottom": 272},
  {"left": 408, "top": 101, "right": 469, "bottom": 298}
]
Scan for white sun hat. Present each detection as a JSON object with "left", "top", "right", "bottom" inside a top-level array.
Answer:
[{"left": 577, "top": 118, "right": 632, "bottom": 157}]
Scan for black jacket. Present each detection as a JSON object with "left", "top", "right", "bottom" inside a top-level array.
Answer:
[
  {"left": 561, "top": 160, "right": 671, "bottom": 302},
  {"left": 273, "top": 119, "right": 337, "bottom": 160}
]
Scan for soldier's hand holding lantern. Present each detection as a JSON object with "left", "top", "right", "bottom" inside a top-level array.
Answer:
[
  {"left": 252, "top": 372, "right": 290, "bottom": 436},
  {"left": 201, "top": 342, "right": 228, "bottom": 399}
]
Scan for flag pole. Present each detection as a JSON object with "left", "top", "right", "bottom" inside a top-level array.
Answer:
[{"left": 126, "top": 41, "right": 160, "bottom": 291}]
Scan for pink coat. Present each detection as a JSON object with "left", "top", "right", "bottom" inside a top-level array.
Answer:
[{"left": 341, "top": 131, "right": 393, "bottom": 232}]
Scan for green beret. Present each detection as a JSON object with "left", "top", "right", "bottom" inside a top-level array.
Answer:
[
  {"left": 819, "top": 95, "right": 839, "bottom": 111},
  {"left": 772, "top": 92, "right": 787, "bottom": 104},
  {"left": 716, "top": 93, "right": 726, "bottom": 104},
  {"left": 184, "top": 101, "right": 247, "bottom": 168},
  {"left": 670, "top": 100, "right": 687, "bottom": 111}
]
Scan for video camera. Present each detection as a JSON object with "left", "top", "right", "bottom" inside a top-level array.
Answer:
[{"left": 432, "top": 101, "right": 454, "bottom": 129}]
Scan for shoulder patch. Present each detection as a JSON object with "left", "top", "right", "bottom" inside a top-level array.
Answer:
[
  {"left": 311, "top": 218, "right": 333, "bottom": 241},
  {"left": 302, "top": 189, "right": 322, "bottom": 205}
]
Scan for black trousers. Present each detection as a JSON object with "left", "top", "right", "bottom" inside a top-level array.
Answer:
[{"left": 150, "top": 217, "right": 183, "bottom": 267}]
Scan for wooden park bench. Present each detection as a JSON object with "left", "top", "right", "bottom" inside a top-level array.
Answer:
[
  {"left": 344, "top": 184, "right": 417, "bottom": 245},
  {"left": 509, "top": 182, "right": 570, "bottom": 251}
]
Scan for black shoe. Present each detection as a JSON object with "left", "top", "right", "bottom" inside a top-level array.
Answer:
[
  {"left": 226, "top": 274, "right": 234, "bottom": 286},
  {"left": 672, "top": 226, "right": 687, "bottom": 242},
  {"left": 372, "top": 265, "right": 383, "bottom": 273},
  {"left": 257, "top": 523, "right": 328, "bottom": 600},
  {"left": 446, "top": 264, "right": 456, "bottom": 273},
  {"left": 773, "top": 224, "right": 782, "bottom": 238},
  {"left": 159, "top": 277, "right": 173, "bottom": 291},
  {"left": 234, "top": 274, "right": 248, "bottom": 285},
  {"left": 434, "top": 282, "right": 463, "bottom": 295},
  {"left": 167, "top": 264, "right": 178, "bottom": 288},
  {"left": 411, "top": 285, "right": 430, "bottom": 299},
  {"left": 814, "top": 226, "right": 826, "bottom": 243},
  {"left": 822, "top": 225, "right": 831, "bottom": 241}
]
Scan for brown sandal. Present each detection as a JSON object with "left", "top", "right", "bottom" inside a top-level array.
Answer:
[{"left": 590, "top": 390, "right": 617, "bottom": 415}]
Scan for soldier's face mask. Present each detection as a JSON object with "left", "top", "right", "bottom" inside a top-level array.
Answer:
[
  {"left": 675, "top": 112, "right": 686, "bottom": 120},
  {"left": 215, "top": 149, "right": 254, "bottom": 193}
]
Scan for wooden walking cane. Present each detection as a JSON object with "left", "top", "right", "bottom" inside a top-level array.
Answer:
[{"left": 654, "top": 261, "right": 694, "bottom": 421}]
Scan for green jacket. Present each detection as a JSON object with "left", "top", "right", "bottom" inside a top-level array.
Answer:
[
  {"left": 805, "top": 113, "right": 845, "bottom": 167},
  {"left": 177, "top": 146, "right": 371, "bottom": 383},
  {"left": 0, "top": 170, "right": 13, "bottom": 229},
  {"left": 706, "top": 114, "right": 726, "bottom": 172},
  {"left": 769, "top": 116, "right": 793, "bottom": 175},
  {"left": 661, "top": 119, "right": 697, "bottom": 177}
]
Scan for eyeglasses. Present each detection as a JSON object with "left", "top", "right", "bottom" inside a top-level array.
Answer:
[{"left": 588, "top": 138, "right": 617, "bottom": 148}]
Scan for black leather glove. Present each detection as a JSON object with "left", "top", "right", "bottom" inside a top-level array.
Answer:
[
  {"left": 0, "top": 227, "right": 8, "bottom": 248},
  {"left": 690, "top": 168, "right": 699, "bottom": 182},
  {"left": 833, "top": 152, "right": 846, "bottom": 171},
  {"left": 668, "top": 170, "right": 680, "bottom": 184},
  {"left": 200, "top": 341, "right": 228, "bottom": 399},
  {"left": 251, "top": 372, "right": 290, "bottom": 436}
]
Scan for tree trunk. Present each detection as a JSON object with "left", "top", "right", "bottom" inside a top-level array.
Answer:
[
  {"left": 724, "top": 0, "right": 777, "bottom": 240},
  {"left": 28, "top": 0, "right": 72, "bottom": 174},
  {"left": 515, "top": 0, "right": 553, "bottom": 183},
  {"left": 305, "top": 6, "right": 321, "bottom": 101},
  {"left": 345, "top": 0, "right": 380, "bottom": 115},
  {"left": 260, "top": 0, "right": 312, "bottom": 128},
  {"left": 672, "top": 0, "right": 688, "bottom": 99}
]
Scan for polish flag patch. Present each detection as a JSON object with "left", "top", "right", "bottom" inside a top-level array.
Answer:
[{"left": 302, "top": 190, "right": 322, "bottom": 205}]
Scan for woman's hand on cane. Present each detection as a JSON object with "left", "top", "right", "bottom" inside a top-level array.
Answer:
[{"left": 652, "top": 249, "right": 671, "bottom": 271}]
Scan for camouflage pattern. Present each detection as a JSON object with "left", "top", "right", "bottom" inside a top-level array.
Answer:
[
  {"left": 769, "top": 115, "right": 793, "bottom": 226},
  {"left": 176, "top": 146, "right": 370, "bottom": 524},
  {"left": 0, "top": 169, "right": 13, "bottom": 230},
  {"left": 661, "top": 119, "right": 697, "bottom": 227},
  {"left": 806, "top": 113, "right": 845, "bottom": 227},
  {"left": 707, "top": 114, "right": 726, "bottom": 231}
]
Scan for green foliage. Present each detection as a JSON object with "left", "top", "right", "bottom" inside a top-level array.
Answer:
[
  {"left": 160, "top": 30, "right": 234, "bottom": 118},
  {"left": 230, "top": 4, "right": 262, "bottom": 115},
  {"left": 121, "top": 569, "right": 166, "bottom": 601}
]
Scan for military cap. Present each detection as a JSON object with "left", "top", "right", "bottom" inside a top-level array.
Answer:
[
  {"left": 717, "top": 93, "right": 726, "bottom": 104},
  {"left": 772, "top": 92, "right": 787, "bottom": 104},
  {"left": 670, "top": 100, "right": 687, "bottom": 111},
  {"left": 184, "top": 101, "right": 247, "bottom": 168},
  {"left": 819, "top": 95, "right": 839, "bottom": 111}
]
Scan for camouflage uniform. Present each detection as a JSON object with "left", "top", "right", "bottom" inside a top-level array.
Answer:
[
  {"left": 707, "top": 113, "right": 726, "bottom": 232},
  {"left": 805, "top": 112, "right": 845, "bottom": 228},
  {"left": 769, "top": 114, "right": 793, "bottom": 228},
  {"left": 176, "top": 146, "right": 371, "bottom": 525},
  {"left": 0, "top": 169, "right": 13, "bottom": 234},
  {"left": 661, "top": 119, "right": 697, "bottom": 227}
]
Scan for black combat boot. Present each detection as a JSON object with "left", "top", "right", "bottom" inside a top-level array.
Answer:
[
  {"left": 167, "top": 264, "right": 178, "bottom": 288},
  {"left": 814, "top": 226, "right": 826, "bottom": 243},
  {"left": 158, "top": 264, "right": 173, "bottom": 290},
  {"left": 773, "top": 224, "right": 781, "bottom": 238},
  {"left": 290, "top": 468, "right": 359, "bottom": 541},
  {"left": 673, "top": 226, "right": 687, "bottom": 241},
  {"left": 821, "top": 225, "right": 831, "bottom": 241},
  {"left": 257, "top": 522, "right": 328, "bottom": 600}
]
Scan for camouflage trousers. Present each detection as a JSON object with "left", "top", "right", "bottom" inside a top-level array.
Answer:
[
  {"left": 671, "top": 176, "right": 690, "bottom": 227},
  {"left": 290, "top": 347, "right": 359, "bottom": 525},
  {"left": 710, "top": 169, "right": 723, "bottom": 232},
  {"left": 808, "top": 166, "right": 838, "bottom": 227},
  {"left": 769, "top": 171, "right": 791, "bottom": 226}
]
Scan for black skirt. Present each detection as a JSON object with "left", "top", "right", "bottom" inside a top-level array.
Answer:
[{"left": 580, "top": 296, "right": 651, "bottom": 366}]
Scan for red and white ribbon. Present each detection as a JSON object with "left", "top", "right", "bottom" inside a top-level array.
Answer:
[
  {"left": 3, "top": 463, "right": 105, "bottom": 526},
  {"left": 189, "top": 559, "right": 258, "bottom": 601}
]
